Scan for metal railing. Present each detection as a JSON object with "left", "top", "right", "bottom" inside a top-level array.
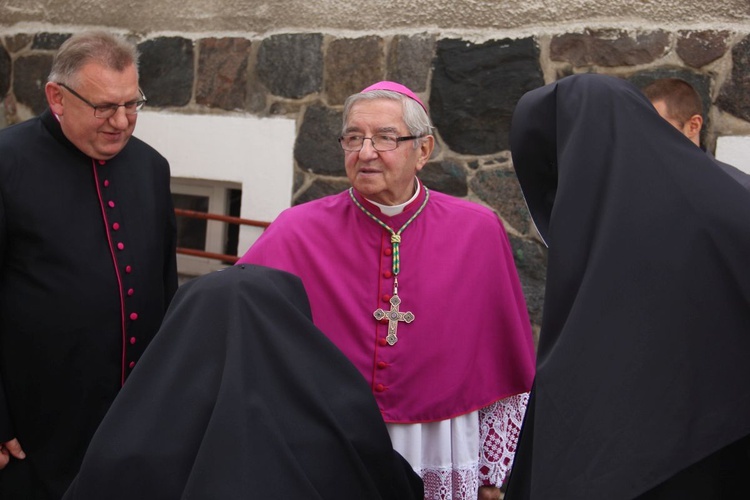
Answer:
[{"left": 174, "top": 208, "right": 270, "bottom": 264}]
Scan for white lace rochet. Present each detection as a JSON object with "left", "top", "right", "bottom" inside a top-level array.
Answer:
[{"left": 386, "top": 392, "right": 529, "bottom": 500}]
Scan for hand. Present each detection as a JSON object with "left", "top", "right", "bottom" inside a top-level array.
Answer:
[
  {"left": 0, "top": 438, "right": 26, "bottom": 469},
  {"left": 478, "top": 485, "right": 502, "bottom": 500}
]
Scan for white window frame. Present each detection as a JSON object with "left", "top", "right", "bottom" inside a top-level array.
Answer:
[{"left": 171, "top": 178, "right": 241, "bottom": 276}]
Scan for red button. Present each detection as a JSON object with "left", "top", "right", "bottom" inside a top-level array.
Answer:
[
  {"left": 374, "top": 384, "right": 386, "bottom": 392},
  {"left": 377, "top": 361, "right": 388, "bottom": 369},
  {"left": 130, "top": 312, "right": 138, "bottom": 320},
  {"left": 382, "top": 294, "right": 391, "bottom": 303},
  {"left": 117, "top": 242, "right": 124, "bottom": 250},
  {"left": 125, "top": 265, "right": 132, "bottom": 273},
  {"left": 104, "top": 179, "right": 110, "bottom": 187},
  {"left": 127, "top": 288, "right": 134, "bottom": 296},
  {"left": 130, "top": 336, "right": 136, "bottom": 344},
  {"left": 379, "top": 318, "right": 389, "bottom": 324},
  {"left": 128, "top": 361, "right": 135, "bottom": 369},
  {"left": 383, "top": 271, "right": 392, "bottom": 278},
  {"left": 98, "top": 160, "right": 106, "bottom": 166},
  {"left": 384, "top": 248, "right": 392, "bottom": 256},
  {"left": 112, "top": 222, "right": 120, "bottom": 230},
  {"left": 108, "top": 201, "right": 115, "bottom": 208},
  {"left": 378, "top": 338, "right": 388, "bottom": 346}
]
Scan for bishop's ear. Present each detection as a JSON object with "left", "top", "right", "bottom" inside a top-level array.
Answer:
[{"left": 416, "top": 135, "right": 435, "bottom": 170}]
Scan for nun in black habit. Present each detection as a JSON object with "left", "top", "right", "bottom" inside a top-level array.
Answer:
[
  {"left": 505, "top": 73, "right": 750, "bottom": 499},
  {"left": 63, "top": 264, "right": 423, "bottom": 500}
]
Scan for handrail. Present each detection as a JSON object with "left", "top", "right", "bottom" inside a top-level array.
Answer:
[
  {"left": 174, "top": 208, "right": 271, "bottom": 264},
  {"left": 176, "top": 247, "right": 241, "bottom": 264},
  {"left": 174, "top": 208, "right": 271, "bottom": 228}
]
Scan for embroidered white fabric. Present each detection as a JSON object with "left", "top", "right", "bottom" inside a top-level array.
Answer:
[{"left": 386, "top": 392, "right": 529, "bottom": 500}]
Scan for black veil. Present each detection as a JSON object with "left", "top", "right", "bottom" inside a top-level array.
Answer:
[
  {"left": 506, "top": 74, "right": 750, "bottom": 499},
  {"left": 64, "top": 265, "right": 423, "bottom": 500}
]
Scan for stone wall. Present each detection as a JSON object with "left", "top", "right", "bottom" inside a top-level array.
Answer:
[{"left": 2, "top": 25, "right": 750, "bottom": 332}]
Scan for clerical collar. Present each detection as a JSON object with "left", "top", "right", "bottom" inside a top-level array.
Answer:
[{"left": 366, "top": 181, "right": 421, "bottom": 217}]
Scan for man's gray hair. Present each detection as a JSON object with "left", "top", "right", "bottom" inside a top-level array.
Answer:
[
  {"left": 342, "top": 90, "right": 433, "bottom": 146},
  {"left": 48, "top": 31, "right": 139, "bottom": 86}
]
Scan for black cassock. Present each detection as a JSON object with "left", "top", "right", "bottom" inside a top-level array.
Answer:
[
  {"left": 506, "top": 74, "right": 750, "bottom": 499},
  {"left": 64, "top": 265, "right": 424, "bottom": 500},
  {"left": 0, "top": 109, "right": 177, "bottom": 498}
]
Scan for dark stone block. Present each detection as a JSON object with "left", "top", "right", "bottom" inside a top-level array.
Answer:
[
  {"left": 0, "top": 45, "right": 10, "bottom": 97},
  {"left": 196, "top": 37, "right": 252, "bottom": 111},
  {"left": 508, "top": 234, "right": 547, "bottom": 329},
  {"left": 717, "top": 36, "right": 750, "bottom": 122},
  {"left": 5, "top": 34, "right": 32, "bottom": 53},
  {"left": 470, "top": 167, "right": 530, "bottom": 235},
  {"left": 419, "top": 159, "right": 468, "bottom": 197},
  {"left": 387, "top": 34, "right": 435, "bottom": 92},
  {"left": 14, "top": 54, "right": 53, "bottom": 115},
  {"left": 257, "top": 34, "right": 323, "bottom": 99},
  {"left": 551, "top": 29, "right": 669, "bottom": 67},
  {"left": 677, "top": 30, "right": 730, "bottom": 68},
  {"left": 325, "top": 36, "right": 385, "bottom": 105},
  {"left": 32, "top": 32, "right": 71, "bottom": 50},
  {"left": 137, "top": 37, "right": 194, "bottom": 107},
  {"left": 430, "top": 38, "right": 544, "bottom": 155},
  {"left": 294, "top": 178, "right": 350, "bottom": 205},
  {"left": 294, "top": 104, "right": 345, "bottom": 176}
]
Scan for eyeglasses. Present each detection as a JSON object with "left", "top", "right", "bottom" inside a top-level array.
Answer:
[
  {"left": 57, "top": 83, "right": 147, "bottom": 119},
  {"left": 338, "top": 134, "right": 424, "bottom": 152}
]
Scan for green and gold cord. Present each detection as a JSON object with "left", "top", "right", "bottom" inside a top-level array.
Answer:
[{"left": 348, "top": 187, "right": 430, "bottom": 276}]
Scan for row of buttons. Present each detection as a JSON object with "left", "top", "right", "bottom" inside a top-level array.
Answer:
[
  {"left": 374, "top": 244, "right": 396, "bottom": 396},
  {"left": 100, "top": 160, "right": 139, "bottom": 373}
]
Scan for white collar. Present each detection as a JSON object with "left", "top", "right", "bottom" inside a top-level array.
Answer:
[{"left": 366, "top": 181, "right": 421, "bottom": 216}]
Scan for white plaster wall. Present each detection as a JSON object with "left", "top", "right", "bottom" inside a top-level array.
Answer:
[
  {"left": 134, "top": 111, "right": 296, "bottom": 255},
  {"left": 715, "top": 136, "right": 750, "bottom": 174}
]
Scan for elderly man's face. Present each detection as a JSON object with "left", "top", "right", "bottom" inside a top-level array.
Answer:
[
  {"left": 47, "top": 62, "right": 140, "bottom": 161},
  {"left": 343, "top": 98, "right": 432, "bottom": 206}
]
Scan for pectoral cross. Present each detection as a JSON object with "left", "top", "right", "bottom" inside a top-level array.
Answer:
[{"left": 373, "top": 280, "right": 414, "bottom": 345}]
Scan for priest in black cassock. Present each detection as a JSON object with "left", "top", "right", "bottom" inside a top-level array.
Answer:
[
  {"left": 0, "top": 31, "right": 177, "bottom": 498},
  {"left": 505, "top": 73, "right": 750, "bottom": 499},
  {"left": 64, "top": 264, "right": 424, "bottom": 500}
]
